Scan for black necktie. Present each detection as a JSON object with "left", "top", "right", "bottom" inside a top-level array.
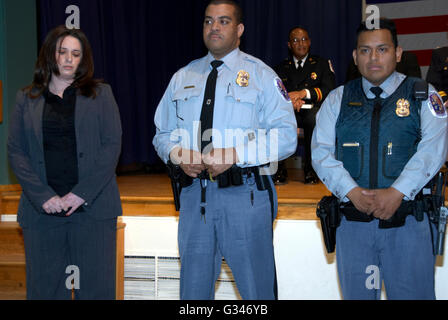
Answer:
[
  {"left": 199, "top": 60, "right": 224, "bottom": 153},
  {"left": 369, "top": 86, "right": 383, "bottom": 189},
  {"left": 370, "top": 86, "right": 383, "bottom": 100}
]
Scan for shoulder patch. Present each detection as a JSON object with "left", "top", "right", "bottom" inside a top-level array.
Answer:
[
  {"left": 428, "top": 93, "right": 447, "bottom": 118},
  {"left": 274, "top": 78, "right": 290, "bottom": 102}
]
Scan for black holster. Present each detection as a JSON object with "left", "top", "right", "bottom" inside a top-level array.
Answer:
[
  {"left": 167, "top": 161, "right": 193, "bottom": 211},
  {"left": 316, "top": 195, "right": 341, "bottom": 253},
  {"left": 424, "top": 170, "right": 447, "bottom": 256}
]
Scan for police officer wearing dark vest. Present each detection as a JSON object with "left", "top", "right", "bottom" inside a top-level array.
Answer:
[
  {"left": 312, "top": 19, "right": 448, "bottom": 299},
  {"left": 274, "top": 26, "right": 335, "bottom": 184}
]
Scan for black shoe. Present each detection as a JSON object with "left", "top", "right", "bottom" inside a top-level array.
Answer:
[
  {"left": 272, "top": 170, "right": 288, "bottom": 185},
  {"left": 273, "top": 174, "right": 287, "bottom": 185},
  {"left": 304, "top": 172, "right": 318, "bottom": 185}
]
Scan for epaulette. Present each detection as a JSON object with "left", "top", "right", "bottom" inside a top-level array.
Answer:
[{"left": 242, "top": 53, "right": 258, "bottom": 65}]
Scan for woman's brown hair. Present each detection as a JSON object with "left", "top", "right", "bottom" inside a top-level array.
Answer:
[{"left": 25, "top": 25, "right": 101, "bottom": 98}]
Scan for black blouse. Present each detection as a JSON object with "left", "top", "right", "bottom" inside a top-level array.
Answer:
[{"left": 43, "top": 86, "right": 79, "bottom": 197}]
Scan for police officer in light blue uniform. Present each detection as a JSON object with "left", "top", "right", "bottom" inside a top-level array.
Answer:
[
  {"left": 153, "top": 0, "right": 297, "bottom": 300},
  {"left": 312, "top": 19, "right": 448, "bottom": 299}
]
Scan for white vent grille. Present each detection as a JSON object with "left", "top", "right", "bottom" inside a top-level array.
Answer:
[{"left": 124, "top": 256, "right": 241, "bottom": 300}]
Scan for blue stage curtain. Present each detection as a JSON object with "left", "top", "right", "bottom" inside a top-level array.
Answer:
[{"left": 37, "top": 0, "right": 361, "bottom": 167}]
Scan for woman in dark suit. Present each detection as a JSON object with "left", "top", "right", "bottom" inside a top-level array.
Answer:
[{"left": 7, "top": 26, "right": 122, "bottom": 300}]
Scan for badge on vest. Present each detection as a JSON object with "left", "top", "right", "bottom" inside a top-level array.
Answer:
[
  {"left": 396, "top": 99, "right": 410, "bottom": 117},
  {"left": 274, "top": 78, "right": 291, "bottom": 102},
  {"left": 236, "top": 70, "right": 250, "bottom": 87},
  {"left": 428, "top": 93, "right": 447, "bottom": 118}
]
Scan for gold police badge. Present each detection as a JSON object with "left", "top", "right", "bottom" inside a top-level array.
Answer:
[
  {"left": 396, "top": 99, "right": 410, "bottom": 117},
  {"left": 236, "top": 70, "right": 250, "bottom": 87},
  {"left": 311, "top": 72, "right": 318, "bottom": 80}
]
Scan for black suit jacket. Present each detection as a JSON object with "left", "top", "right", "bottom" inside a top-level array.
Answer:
[
  {"left": 274, "top": 54, "right": 335, "bottom": 124},
  {"left": 426, "top": 46, "right": 448, "bottom": 101},
  {"left": 275, "top": 54, "right": 335, "bottom": 107},
  {"left": 8, "top": 83, "right": 123, "bottom": 227}
]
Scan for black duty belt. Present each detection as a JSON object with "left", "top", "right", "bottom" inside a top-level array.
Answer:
[
  {"left": 340, "top": 200, "right": 423, "bottom": 229},
  {"left": 184, "top": 165, "right": 274, "bottom": 223},
  {"left": 196, "top": 165, "right": 262, "bottom": 187}
]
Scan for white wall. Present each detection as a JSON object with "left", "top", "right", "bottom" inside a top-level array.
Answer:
[
  {"left": 3, "top": 213, "right": 446, "bottom": 299},
  {"left": 120, "top": 216, "right": 448, "bottom": 300}
]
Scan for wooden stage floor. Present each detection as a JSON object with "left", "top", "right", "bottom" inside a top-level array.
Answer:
[
  {"left": 5, "top": 168, "right": 446, "bottom": 221},
  {"left": 1, "top": 169, "right": 329, "bottom": 221},
  {"left": 116, "top": 169, "right": 330, "bottom": 220}
]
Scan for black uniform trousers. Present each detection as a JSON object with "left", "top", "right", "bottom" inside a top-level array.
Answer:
[{"left": 22, "top": 215, "right": 117, "bottom": 300}]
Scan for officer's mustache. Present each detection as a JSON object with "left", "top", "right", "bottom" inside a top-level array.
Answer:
[{"left": 208, "top": 32, "right": 223, "bottom": 39}]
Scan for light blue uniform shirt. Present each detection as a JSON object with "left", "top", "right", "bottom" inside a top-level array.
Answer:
[
  {"left": 153, "top": 48, "right": 297, "bottom": 167},
  {"left": 312, "top": 72, "right": 448, "bottom": 201}
]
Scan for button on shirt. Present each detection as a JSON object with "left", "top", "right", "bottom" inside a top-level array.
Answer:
[
  {"left": 293, "top": 54, "right": 311, "bottom": 99},
  {"left": 43, "top": 86, "right": 79, "bottom": 197},
  {"left": 153, "top": 48, "right": 298, "bottom": 167},
  {"left": 311, "top": 72, "right": 448, "bottom": 201}
]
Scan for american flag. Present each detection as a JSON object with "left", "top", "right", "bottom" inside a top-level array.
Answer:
[{"left": 365, "top": 0, "right": 448, "bottom": 79}]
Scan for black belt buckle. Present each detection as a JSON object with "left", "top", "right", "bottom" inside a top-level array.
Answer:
[
  {"left": 230, "top": 166, "right": 243, "bottom": 186},
  {"left": 340, "top": 204, "right": 374, "bottom": 223},
  {"left": 217, "top": 169, "right": 231, "bottom": 188},
  {"left": 378, "top": 202, "right": 414, "bottom": 229},
  {"left": 216, "top": 165, "right": 255, "bottom": 188},
  {"left": 378, "top": 217, "right": 406, "bottom": 229}
]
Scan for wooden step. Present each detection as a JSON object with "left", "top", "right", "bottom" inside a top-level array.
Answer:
[
  {"left": 0, "top": 262, "right": 26, "bottom": 300},
  {"left": 0, "top": 222, "right": 25, "bottom": 256},
  {"left": 0, "top": 222, "right": 26, "bottom": 300},
  {"left": 0, "top": 220, "right": 125, "bottom": 300}
]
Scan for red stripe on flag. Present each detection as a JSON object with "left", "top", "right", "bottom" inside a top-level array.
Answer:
[
  {"left": 408, "top": 49, "right": 434, "bottom": 66},
  {"left": 394, "top": 15, "right": 448, "bottom": 35}
]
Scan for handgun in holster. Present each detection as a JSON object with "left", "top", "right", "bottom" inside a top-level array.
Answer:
[
  {"left": 425, "top": 168, "right": 448, "bottom": 256},
  {"left": 316, "top": 195, "right": 341, "bottom": 254},
  {"left": 166, "top": 160, "right": 193, "bottom": 211}
]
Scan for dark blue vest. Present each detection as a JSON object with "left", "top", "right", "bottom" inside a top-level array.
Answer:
[{"left": 336, "top": 77, "right": 422, "bottom": 189}]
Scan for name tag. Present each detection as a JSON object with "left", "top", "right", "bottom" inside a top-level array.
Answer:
[{"left": 342, "top": 142, "right": 360, "bottom": 147}]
